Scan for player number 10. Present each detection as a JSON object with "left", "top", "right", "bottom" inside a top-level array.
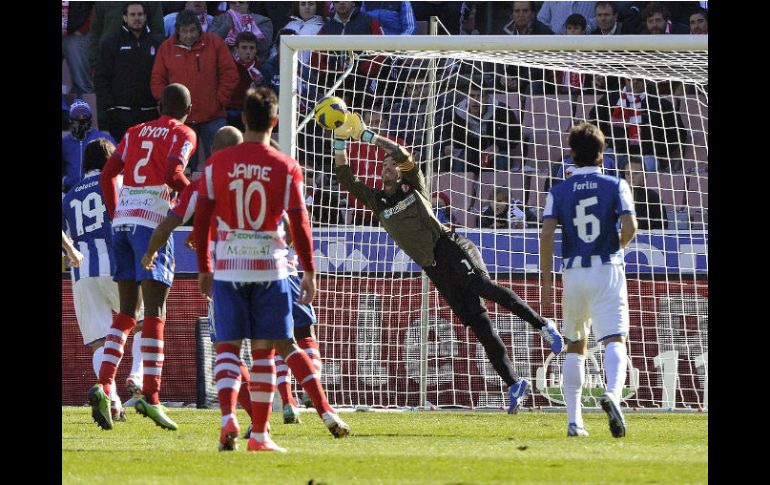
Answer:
[{"left": 229, "top": 179, "right": 267, "bottom": 229}]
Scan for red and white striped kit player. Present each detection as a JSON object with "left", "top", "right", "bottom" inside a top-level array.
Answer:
[{"left": 194, "top": 134, "right": 348, "bottom": 452}]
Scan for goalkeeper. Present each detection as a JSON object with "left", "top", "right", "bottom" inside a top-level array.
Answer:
[{"left": 332, "top": 112, "right": 564, "bottom": 413}]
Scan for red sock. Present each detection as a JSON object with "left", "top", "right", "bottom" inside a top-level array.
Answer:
[
  {"left": 297, "top": 337, "right": 322, "bottom": 375},
  {"left": 285, "top": 349, "right": 334, "bottom": 418},
  {"left": 249, "top": 348, "right": 276, "bottom": 436},
  {"left": 275, "top": 355, "right": 297, "bottom": 406},
  {"left": 141, "top": 316, "right": 165, "bottom": 405},
  {"left": 237, "top": 362, "right": 252, "bottom": 415},
  {"left": 215, "top": 343, "right": 242, "bottom": 417},
  {"left": 99, "top": 313, "right": 136, "bottom": 396}
]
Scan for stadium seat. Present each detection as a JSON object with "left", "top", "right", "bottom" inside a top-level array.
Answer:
[
  {"left": 528, "top": 174, "right": 549, "bottom": 209},
  {"left": 678, "top": 94, "right": 708, "bottom": 133},
  {"left": 432, "top": 172, "right": 477, "bottom": 211},
  {"left": 415, "top": 20, "right": 428, "bottom": 35},
  {"left": 478, "top": 171, "right": 528, "bottom": 204},
  {"left": 572, "top": 94, "right": 597, "bottom": 123},
  {"left": 644, "top": 173, "right": 687, "bottom": 206}
]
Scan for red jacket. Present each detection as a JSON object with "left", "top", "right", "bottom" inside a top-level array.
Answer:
[{"left": 151, "top": 32, "right": 238, "bottom": 124}]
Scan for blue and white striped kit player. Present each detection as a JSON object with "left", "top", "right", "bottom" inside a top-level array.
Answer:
[{"left": 543, "top": 165, "right": 635, "bottom": 344}]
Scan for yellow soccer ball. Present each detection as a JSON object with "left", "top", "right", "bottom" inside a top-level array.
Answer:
[{"left": 314, "top": 96, "right": 348, "bottom": 130}]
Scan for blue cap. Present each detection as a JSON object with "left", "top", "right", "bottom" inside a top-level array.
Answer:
[{"left": 69, "top": 99, "right": 92, "bottom": 119}]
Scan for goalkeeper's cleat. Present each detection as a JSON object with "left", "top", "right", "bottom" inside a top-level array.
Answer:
[
  {"left": 567, "top": 423, "right": 590, "bottom": 437},
  {"left": 283, "top": 404, "right": 302, "bottom": 424},
  {"left": 247, "top": 437, "right": 287, "bottom": 453},
  {"left": 135, "top": 397, "right": 178, "bottom": 431},
  {"left": 600, "top": 393, "right": 626, "bottom": 438},
  {"left": 539, "top": 319, "right": 564, "bottom": 354},
  {"left": 88, "top": 384, "right": 113, "bottom": 430},
  {"left": 302, "top": 392, "right": 314, "bottom": 409},
  {"left": 218, "top": 416, "right": 240, "bottom": 451},
  {"left": 507, "top": 378, "right": 531, "bottom": 414},
  {"left": 323, "top": 413, "right": 350, "bottom": 439}
]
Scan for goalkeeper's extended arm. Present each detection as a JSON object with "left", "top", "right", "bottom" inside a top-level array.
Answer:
[{"left": 334, "top": 112, "right": 414, "bottom": 171}]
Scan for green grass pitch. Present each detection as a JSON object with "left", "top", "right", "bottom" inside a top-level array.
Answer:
[{"left": 62, "top": 407, "right": 707, "bottom": 484}]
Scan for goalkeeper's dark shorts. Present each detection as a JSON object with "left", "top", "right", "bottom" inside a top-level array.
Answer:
[{"left": 423, "top": 233, "right": 490, "bottom": 324}]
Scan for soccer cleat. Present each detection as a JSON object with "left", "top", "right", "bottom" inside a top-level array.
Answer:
[
  {"left": 323, "top": 413, "right": 350, "bottom": 439},
  {"left": 283, "top": 404, "right": 302, "bottom": 424},
  {"left": 539, "top": 319, "right": 564, "bottom": 354},
  {"left": 88, "top": 384, "right": 113, "bottom": 430},
  {"left": 599, "top": 393, "right": 626, "bottom": 438},
  {"left": 126, "top": 377, "right": 143, "bottom": 398},
  {"left": 507, "top": 378, "right": 531, "bottom": 414},
  {"left": 135, "top": 397, "right": 179, "bottom": 431},
  {"left": 218, "top": 417, "right": 240, "bottom": 451},
  {"left": 243, "top": 422, "right": 271, "bottom": 439},
  {"left": 567, "top": 423, "right": 590, "bottom": 437},
  {"left": 112, "top": 402, "right": 126, "bottom": 423},
  {"left": 247, "top": 437, "right": 287, "bottom": 453},
  {"left": 302, "top": 392, "right": 314, "bottom": 409}
]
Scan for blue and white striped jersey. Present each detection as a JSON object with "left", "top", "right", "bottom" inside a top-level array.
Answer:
[
  {"left": 62, "top": 170, "right": 115, "bottom": 282},
  {"left": 543, "top": 166, "right": 634, "bottom": 269}
]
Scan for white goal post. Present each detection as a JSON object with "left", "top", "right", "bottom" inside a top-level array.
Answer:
[{"left": 278, "top": 35, "right": 708, "bottom": 411}]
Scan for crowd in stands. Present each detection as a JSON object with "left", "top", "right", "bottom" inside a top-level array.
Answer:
[{"left": 63, "top": 1, "right": 708, "bottom": 231}]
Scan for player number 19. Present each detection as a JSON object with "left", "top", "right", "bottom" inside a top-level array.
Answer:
[
  {"left": 229, "top": 179, "right": 267, "bottom": 229},
  {"left": 573, "top": 196, "right": 600, "bottom": 243}
]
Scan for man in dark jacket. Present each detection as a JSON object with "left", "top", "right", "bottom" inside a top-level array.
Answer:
[{"left": 94, "top": 2, "right": 163, "bottom": 142}]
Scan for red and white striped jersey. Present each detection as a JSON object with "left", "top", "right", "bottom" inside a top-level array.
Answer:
[
  {"left": 170, "top": 179, "right": 217, "bottom": 242},
  {"left": 113, "top": 115, "right": 196, "bottom": 228},
  {"left": 200, "top": 142, "right": 307, "bottom": 282}
]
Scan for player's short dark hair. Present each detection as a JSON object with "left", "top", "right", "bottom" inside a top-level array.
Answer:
[
  {"left": 122, "top": 1, "right": 145, "bottom": 16},
  {"left": 234, "top": 31, "right": 258, "bottom": 48},
  {"left": 243, "top": 87, "right": 279, "bottom": 132},
  {"left": 291, "top": 1, "right": 329, "bottom": 18},
  {"left": 175, "top": 9, "right": 202, "bottom": 33},
  {"left": 565, "top": 13, "right": 587, "bottom": 30},
  {"left": 512, "top": 1, "right": 536, "bottom": 12},
  {"left": 568, "top": 123, "right": 605, "bottom": 167},
  {"left": 641, "top": 2, "right": 669, "bottom": 21},
  {"left": 595, "top": 1, "right": 617, "bottom": 15},
  {"left": 83, "top": 138, "right": 115, "bottom": 173},
  {"left": 160, "top": 83, "right": 192, "bottom": 118}
]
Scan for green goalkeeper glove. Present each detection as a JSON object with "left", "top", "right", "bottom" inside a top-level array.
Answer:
[{"left": 334, "top": 112, "right": 377, "bottom": 143}]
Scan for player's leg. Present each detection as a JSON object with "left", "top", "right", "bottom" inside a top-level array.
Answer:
[
  {"left": 127, "top": 286, "right": 146, "bottom": 397},
  {"left": 561, "top": 267, "right": 592, "bottom": 437},
  {"left": 594, "top": 264, "right": 630, "bottom": 438},
  {"left": 563, "top": 341, "right": 589, "bottom": 437},
  {"left": 131, "top": 227, "right": 177, "bottom": 430},
  {"left": 451, "top": 235, "right": 563, "bottom": 353},
  {"left": 214, "top": 338, "right": 245, "bottom": 451},
  {"left": 256, "top": 278, "right": 348, "bottom": 440},
  {"left": 89, "top": 247, "right": 140, "bottom": 430},
  {"left": 295, "top": 324, "right": 319, "bottom": 410}
]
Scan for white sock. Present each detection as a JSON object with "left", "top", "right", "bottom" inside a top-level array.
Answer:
[
  {"left": 110, "top": 382, "right": 121, "bottom": 408},
  {"left": 221, "top": 412, "right": 235, "bottom": 428},
  {"left": 604, "top": 341, "right": 628, "bottom": 404},
  {"left": 563, "top": 353, "right": 586, "bottom": 427},
  {"left": 92, "top": 346, "right": 105, "bottom": 378},
  {"left": 130, "top": 330, "right": 143, "bottom": 379}
]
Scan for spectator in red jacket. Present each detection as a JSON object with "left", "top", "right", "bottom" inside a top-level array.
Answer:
[{"left": 151, "top": 10, "right": 238, "bottom": 172}]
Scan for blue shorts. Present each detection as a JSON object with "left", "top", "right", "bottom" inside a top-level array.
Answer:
[
  {"left": 212, "top": 278, "right": 293, "bottom": 341},
  {"left": 112, "top": 224, "right": 174, "bottom": 286},
  {"left": 289, "top": 274, "right": 317, "bottom": 328}
]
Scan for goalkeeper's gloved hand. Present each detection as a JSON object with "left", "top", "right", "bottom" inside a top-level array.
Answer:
[{"left": 334, "top": 112, "right": 377, "bottom": 143}]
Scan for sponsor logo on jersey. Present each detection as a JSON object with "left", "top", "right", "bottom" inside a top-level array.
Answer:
[
  {"left": 382, "top": 193, "right": 416, "bottom": 219},
  {"left": 180, "top": 140, "right": 193, "bottom": 161}
]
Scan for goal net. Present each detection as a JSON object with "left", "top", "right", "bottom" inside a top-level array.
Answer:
[{"left": 279, "top": 35, "right": 708, "bottom": 411}]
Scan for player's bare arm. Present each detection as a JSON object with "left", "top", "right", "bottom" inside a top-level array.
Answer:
[
  {"left": 619, "top": 213, "right": 638, "bottom": 248},
  {"left": 142, "top": 214, "right": 184, "bottom": 270},
  {"left": 539, "top": 218, "right": 558, "bottom": 309},
  {"left": 62, "top": 230, "right": 84, "bottom": 268}
]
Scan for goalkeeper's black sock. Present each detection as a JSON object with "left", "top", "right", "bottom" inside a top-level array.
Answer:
[
  {"left": 469, "top": 313, "right": 519, "bottom": 387},
  {"left": 468, "top": 276, "right": 546, "bottom": 329}
]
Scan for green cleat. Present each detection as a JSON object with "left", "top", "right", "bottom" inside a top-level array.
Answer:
[
  {"left": 283, "top": 404, "right": 302, "bottom": 424},
  {"left": 88, "top": 384, "right": 113, "bottom": 430},
  {"left": 135, "top": 397, "right": 178, "bottom": 431}
]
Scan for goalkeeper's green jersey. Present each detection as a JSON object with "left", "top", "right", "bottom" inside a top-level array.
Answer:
[{"left": 336, "top": 163, "right": 450, "bottom": 267}]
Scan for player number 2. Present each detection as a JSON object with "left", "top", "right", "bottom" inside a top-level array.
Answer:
[
  {"left": 229, "top": 179, "right": 267, "bottom": 229},
  {"left": 573, "top": 196, "right": 601, "bottom": 243},
  {"left": 69, "top": 192, "right": 106, "bottom": 236},
  {"left": 133, "top": 141, "right": 154, "bottom": 184}
]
